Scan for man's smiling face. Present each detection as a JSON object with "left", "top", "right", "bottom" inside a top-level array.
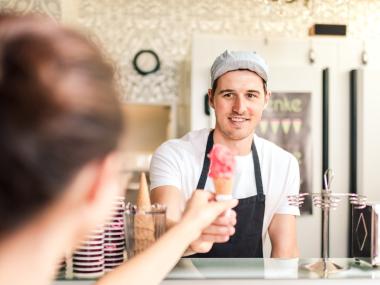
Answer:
[{"left": 209, "top": 70, "right": 270, "bottom": 141}]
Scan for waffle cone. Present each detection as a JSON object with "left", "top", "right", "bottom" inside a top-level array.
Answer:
[
  {"left": 136, "top": 172, "right": 151, "bottom": 208},
  {"left": 213, "top": 177, "right": 233, "bottom": 196},
  {"left": 133, "top": 214, "right": 155, "bottom": 255}
]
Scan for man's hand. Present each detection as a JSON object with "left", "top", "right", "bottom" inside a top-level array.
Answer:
[{"left": 181, "top": 191, "right": 237, "bottom": 255}]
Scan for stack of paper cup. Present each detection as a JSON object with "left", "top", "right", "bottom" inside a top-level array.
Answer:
[
  {"left": 55, "top": 257, "right": 66, "bottom": 279},
  {"left": 72, "top": 228, "right": 104, "bottom": 279},
  {"left": 104, "top": 196, "right": 125, "bottom": 272}
]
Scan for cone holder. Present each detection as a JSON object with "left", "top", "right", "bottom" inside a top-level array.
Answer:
[{"left": 287, "top": 169, "right": 367, "bottom": 277}]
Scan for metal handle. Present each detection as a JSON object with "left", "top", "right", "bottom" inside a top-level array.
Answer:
[{"left": 323, "top": 169, "right": 334, "bottom": 192}]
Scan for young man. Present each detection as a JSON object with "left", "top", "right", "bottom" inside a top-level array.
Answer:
[
  {"left": 0, "top": 14, "right": 238, "bottom": 285},
  {"left": 150, "top": 50, "right": 300, "bottom": 257}
]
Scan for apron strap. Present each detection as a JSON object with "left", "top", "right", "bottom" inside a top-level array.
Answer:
[
  {"left": 196, "top": 129, "right": 214, "bottom": 189},
  {"left": 252, "top": 140, "right": 265, "bottom": 201}
]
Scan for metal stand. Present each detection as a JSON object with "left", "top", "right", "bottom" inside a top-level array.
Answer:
[{"left": 288, "top": 169, "right": 367, "bottom": 277}]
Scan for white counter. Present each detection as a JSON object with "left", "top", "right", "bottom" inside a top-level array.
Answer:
[{"left": 54, "top": 258, "right": 380, "bottom": 284}]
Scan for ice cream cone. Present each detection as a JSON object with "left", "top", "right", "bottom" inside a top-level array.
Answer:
[
  {"left": 136, "top": 172, "right": 151, "bottom": 208},
  {"left": 213, "top": 177, "right": 233, "bottom": 196},
  {"left": 133, "top": 172, "right": 155, "bottom": 256},
  {"left": 133, "top": 214, "right": 155, "bottom": 255},
  {"left": 208, "top": 144, "right": 235, "bottom": 202}
]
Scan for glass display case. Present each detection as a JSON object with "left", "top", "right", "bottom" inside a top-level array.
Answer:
[{"left": 54, "top": 258, "right": 380, "bottom": 284}]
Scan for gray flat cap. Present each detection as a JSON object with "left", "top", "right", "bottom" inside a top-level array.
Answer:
[{"left": 210, "top": 50, "right": 269, "bottom": 87}]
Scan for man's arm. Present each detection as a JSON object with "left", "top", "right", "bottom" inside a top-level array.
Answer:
[
  {"left": 151, "top": 185, "right": 185, "bottom": 229},
  {"left": 268, "top": 214, "right": 299, "bottom": 258}
]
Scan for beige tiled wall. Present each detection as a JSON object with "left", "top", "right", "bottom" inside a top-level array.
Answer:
[{"left": 2, "top": 0, "right": 380, "bottom": 106}]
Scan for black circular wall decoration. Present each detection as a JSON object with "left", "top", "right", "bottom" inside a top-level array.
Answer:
[{"left": 132, "top": 50, "right": 160, "bottom": 76}]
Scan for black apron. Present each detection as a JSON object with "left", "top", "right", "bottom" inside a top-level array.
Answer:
[{"left": 191, "top": 130, "right": 265, "bottom": 258}]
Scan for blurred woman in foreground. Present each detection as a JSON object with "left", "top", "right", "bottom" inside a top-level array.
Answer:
[{"left": 0, "top": 13, "right": 237, "bottom": 285}]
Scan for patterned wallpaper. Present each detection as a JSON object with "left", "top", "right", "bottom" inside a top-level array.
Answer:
[
  {"left": 1, "top": 0, "right": 380, "bottom": 103},
  {"left": 0, "top": 0, "right": 61, "bottom": 19}
]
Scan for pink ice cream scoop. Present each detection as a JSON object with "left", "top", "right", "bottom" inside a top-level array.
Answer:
[
  {"left": 208, "top": 144, "right": 235, "bottom": 179},
  {"left": 208, "top": 144, "right": 236, "bottom": 206}
]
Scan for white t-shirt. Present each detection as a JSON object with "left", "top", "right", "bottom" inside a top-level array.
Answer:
[{"left": 149, "top": 128, "right": 300, "bottom": 239}]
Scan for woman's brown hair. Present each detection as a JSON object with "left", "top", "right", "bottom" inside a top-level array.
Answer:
[{"left": 0, "top": 13, "right": 124, "bottom": 238}]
